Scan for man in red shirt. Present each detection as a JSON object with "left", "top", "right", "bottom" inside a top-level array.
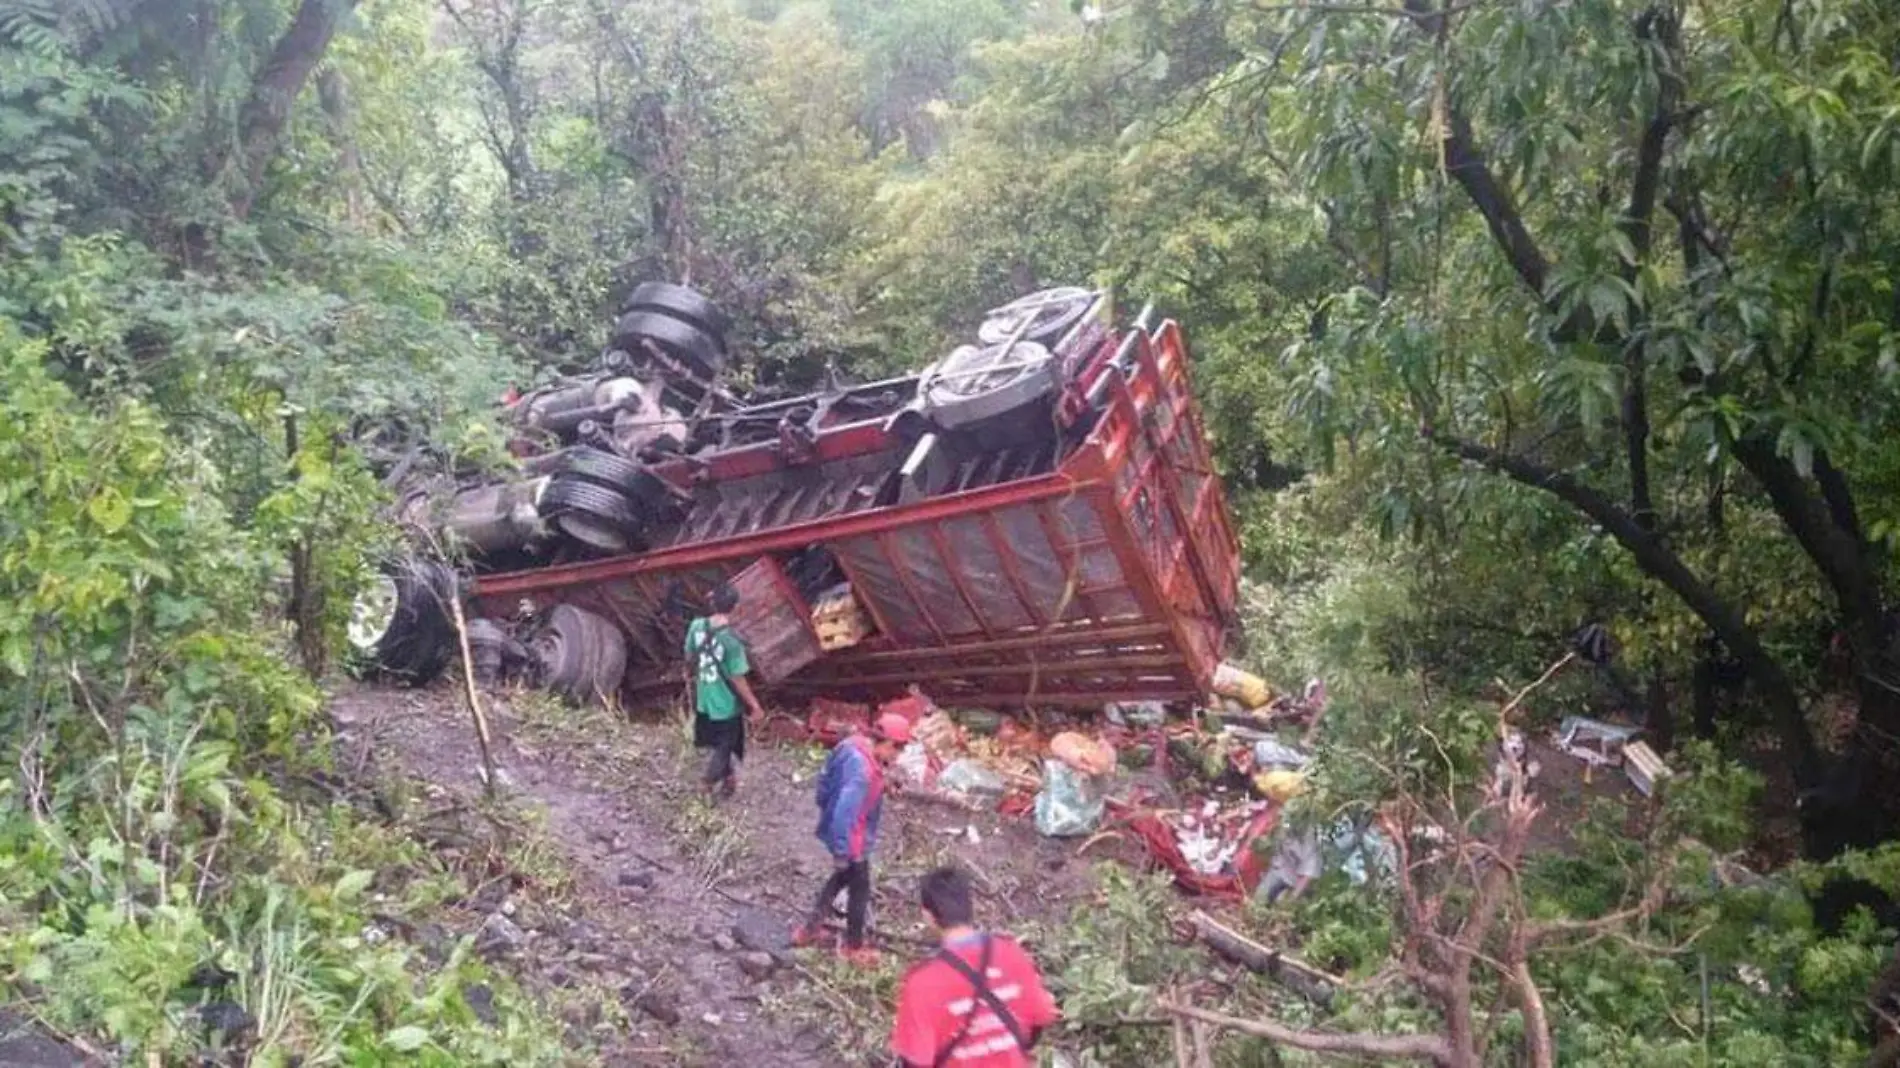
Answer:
[{"left": 890, "top": 866, "right": 1059, "bottom": 1067}]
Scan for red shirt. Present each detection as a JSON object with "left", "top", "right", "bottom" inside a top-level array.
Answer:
[{"left": 890, "top": 933, "right": 1059, "bottom": 1068}]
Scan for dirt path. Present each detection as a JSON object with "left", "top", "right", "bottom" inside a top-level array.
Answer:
[{"left": 329, "top": 681, "right": 1106, "bottom": 1066}]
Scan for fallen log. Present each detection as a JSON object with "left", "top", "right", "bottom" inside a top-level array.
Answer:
[{"left": 1189, "top": 909, "right": 1337, "bottom": 1006}]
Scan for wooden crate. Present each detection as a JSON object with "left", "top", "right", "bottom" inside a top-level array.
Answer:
[
  {"left": 726, "top": 557, "right": 823, "bottom": 683},
  {"left": 1624, "top": 740, "right": 1670, "bottom": 797},
  {"left": 811, "top": 586, "right": 871, "bottom": 651}
]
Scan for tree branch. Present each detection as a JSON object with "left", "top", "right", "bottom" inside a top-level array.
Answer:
[
  {"left": 1621, "top": 7, "right": 1681, "bottom": 267},
  {"left": 1623, "top": 340, "right": 1656, "bottom": 530},
  {"left": 1727, "top": 434, "right": 1882, "bottom": 633},
  {"left": 1618, "top": 7, "right": 1680, "bottom": 532},
  {"left": 1156, "top": 998, "right": 1451, "bottom": 1063},
  {"left": 1425, "top": 428, "right": 1821, "bottom": 783},
  {"left": 1510, "top": 959, "right": 1555, "bottom": 1068},
  {"left": 1438, "top": 104, "right": 1550, "bottom": 299},
  {"left": 1814, "top": 451, "right": 1865, "bottom": 548}
]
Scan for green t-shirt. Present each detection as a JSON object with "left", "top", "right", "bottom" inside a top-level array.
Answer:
[{"left": 685, "top": 617, "right": 749, "bottom": 721}]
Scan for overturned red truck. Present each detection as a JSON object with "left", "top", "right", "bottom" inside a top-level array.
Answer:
[{"left": 348, "top": 284, "right": 1242, "bottom": 711}]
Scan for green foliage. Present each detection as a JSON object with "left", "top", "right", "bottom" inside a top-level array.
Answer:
[
  {"left": 1043, "top": 865, "right": 1197, "bottom": 1063},
  {"left": 0, "top": 332, "right": 562, "bottom": 1059},
  {"left": 3, "top": 0, "right": 1894, "bottom": 1060},
  {"left": 829, "top": 0, "right": 1024, "bottom": 157}
]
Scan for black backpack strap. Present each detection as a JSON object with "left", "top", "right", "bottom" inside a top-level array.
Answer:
[
  {"left": 929, "top": 937, "right": 1027, "bottom": 1066},
  {"left": 690, "top": 622, "right": 737, "bottom": 690}
]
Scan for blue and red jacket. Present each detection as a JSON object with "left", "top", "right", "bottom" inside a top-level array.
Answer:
[{"left": 816, "top": 735, "right": 884, "bottom": 862}]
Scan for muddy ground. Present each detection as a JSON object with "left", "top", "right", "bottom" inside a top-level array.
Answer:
[{"left": 329, "top": 681, "right": 1122, "bottom": 1066}]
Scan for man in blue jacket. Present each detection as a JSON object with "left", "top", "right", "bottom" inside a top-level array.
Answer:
[{"left": 794, "top": 711, "right": 912, "bottom": 964}]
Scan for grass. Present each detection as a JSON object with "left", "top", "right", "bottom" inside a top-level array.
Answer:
[
  {"left": 760, "top": 944, "right": 906, "bottom": 1062},
  {"left": 666, "top": 792, "right": 750, "bottom": 896}
]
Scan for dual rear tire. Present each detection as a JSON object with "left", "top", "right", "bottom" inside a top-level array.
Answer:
[{"left": 349, "top": 562, "right": 628, "bottom": 706}]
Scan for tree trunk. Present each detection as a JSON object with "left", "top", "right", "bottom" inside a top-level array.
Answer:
[
  {"left": 224, "top": 0, "right": 361, "bottom": 219},
  {"left": 317, "top": 67, "right": 365, "bottom": 229},
  {"left": 283, "top": 413, "right": 324, "bottom": 677},
  {"left": 1644, "top": 666, "right": 1673, "bottom": 752},
  {"left": 1727, "top": 434, "right": 1900, "bottom": 848}
]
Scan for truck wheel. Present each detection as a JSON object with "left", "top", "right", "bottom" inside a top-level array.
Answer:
[
  {"left": 534, "top": 605, "right": 628, "bottom": 705},
  {"left": 464, "top": 617, "right": 513, "bottom": 685},
  {"left": 621, "top": 281, "right": 731, "bottom": 337},
  {"left": 917, "top": 340, "right": 1058, "bottom": 430},
  {"left": 560, "top": 446, "right": 683, "bottom": 524},
  {"left": 612, "top": 311, "right": 726, "bottom": 379},
  {"left": 560, "top": 447, "right": 649, "bottom": 492},
  {"left": 976, "top": 287, "right": 1095, "bottom": 346},
  {"left": 348, "top": 559, "right": 457, "bottom": 685},
  {"left": 538, "top": 476, "right": 647, "bottom": 554}
]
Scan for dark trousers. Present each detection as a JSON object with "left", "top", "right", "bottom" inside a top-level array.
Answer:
[
  {"left": 694, "top": 715, "right": 745, "bottom": 787},
  {"left": 809, "top": 860, "right": 871, "bottom": 947}
]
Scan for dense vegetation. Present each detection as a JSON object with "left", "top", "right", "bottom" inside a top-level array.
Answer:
[{"left": 1, "top": 0, "right": 1896, "bottom": 1063}]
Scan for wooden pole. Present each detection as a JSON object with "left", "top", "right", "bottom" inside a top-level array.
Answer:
[{"left": 448, "top": 590, "right": 499, "bottom": 798}]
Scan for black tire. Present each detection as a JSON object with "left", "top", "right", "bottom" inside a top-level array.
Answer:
[
  {"left": 583, "top": 610, "right": 628, "bottom": 704},
  {"left": 536, "top": 604, "right": 628, "bottom": 705},
  {"left": 349, "top": 559, "right": 457, "bottom": 686},
  {"left": 623, "top": 465, "right": 686, "bottom": 525},
  {"left": 612, "top": 311, "right": 726, "bottom": 378},
  {"left": 534, "top": 605, "right": 589, "bottom": 697},
  {"left": 977, "top": 286, "right": 1096, "bottom": 347},
  {"left": 538, "top": 475, "right": 646, "bottom": 553},
  {"left": 621, "top": 281, "right": 731, "bottom": 337},
  {"left": 560, "top": 447, "right": 647, "bottom": 492}
]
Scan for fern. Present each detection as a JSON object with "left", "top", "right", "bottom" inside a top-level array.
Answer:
[
  {"left": 0, "top": 0, "right": 148, "bottom": 54},
  {"left": 0, "top": 1, "right": 64, "bottom": 59}
]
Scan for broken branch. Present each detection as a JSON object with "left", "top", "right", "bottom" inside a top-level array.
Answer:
[
  {"left": 1188, "top": 909, "right": 1338, "bottom": 1006},
  {"left": 1156, "top": 996, "right": 1450, "bottom": 1062},
  {"left": 448, "top": 591, "right": 499, "bottom": 799}
]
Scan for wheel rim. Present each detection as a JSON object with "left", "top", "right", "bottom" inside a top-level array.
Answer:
[
  {"left": 977, "top": 287, "right": 1094, "bottom": 346},
  {"left": 349, "top": 575, "right": 400, "bottom": 652},
  {"left": 921, "top": 341, "right": 1053, "bottom": 407}
]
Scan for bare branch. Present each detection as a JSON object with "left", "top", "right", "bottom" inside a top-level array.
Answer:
[
  {"left": 1156, "top": 997, "right": 1451, "bottom": 1063},
  {"left": 1499, "top": 653, "right": 1577, "bottom": 720},
  {"left": 1510, "top": 958, "right": 1555, "bottom": 1068},
  {"left": 1526, "top": 852, "right": 1677, "bottom": 949}
]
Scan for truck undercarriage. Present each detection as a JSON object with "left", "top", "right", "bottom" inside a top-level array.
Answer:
[{"left": 350, "top": 285, "right": 1241, "bottom": 710}]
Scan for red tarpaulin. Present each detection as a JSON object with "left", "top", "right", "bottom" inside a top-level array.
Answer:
[{"left": 1118, "top": 802, "right": 1279, "bottom": 900}]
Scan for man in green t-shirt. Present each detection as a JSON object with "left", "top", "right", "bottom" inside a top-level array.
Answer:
[{"left": 685, "top": 583, "right": 766, "bottom": 799}]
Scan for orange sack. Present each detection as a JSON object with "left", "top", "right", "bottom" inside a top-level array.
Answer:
[{"left": 1050, "top": 731, "right": 1116, "bottom": 777}]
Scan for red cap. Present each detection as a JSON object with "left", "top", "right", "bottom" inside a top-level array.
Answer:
[{"left": 874, "top": 712, "right": 914, "bottom": 744}]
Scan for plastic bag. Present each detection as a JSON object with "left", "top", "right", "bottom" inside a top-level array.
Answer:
[
  {"left": 1326, "top": 818, "right": 1397, "bottom": 886},
  {"left": 1212, "top": 662, "right": 1272, "bottom": 708},
  {"left": 1252, "top": 768, "right": 1306, "bottom": 802},
  {"left": 1253, "top": 738, "right": 1311, "bottom": 771},
  {"left": 893, "top": 741, "right": 930, "bottom": 787},
  {"left": 1105, "top": 701, "right": 1166, "bottom": 728},
  {"left": 1034, "top": 759, "right": 1107, "bottom": 837},
  {"left": 937, "top": 759, "right": 1006, "bottom": 808}
]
